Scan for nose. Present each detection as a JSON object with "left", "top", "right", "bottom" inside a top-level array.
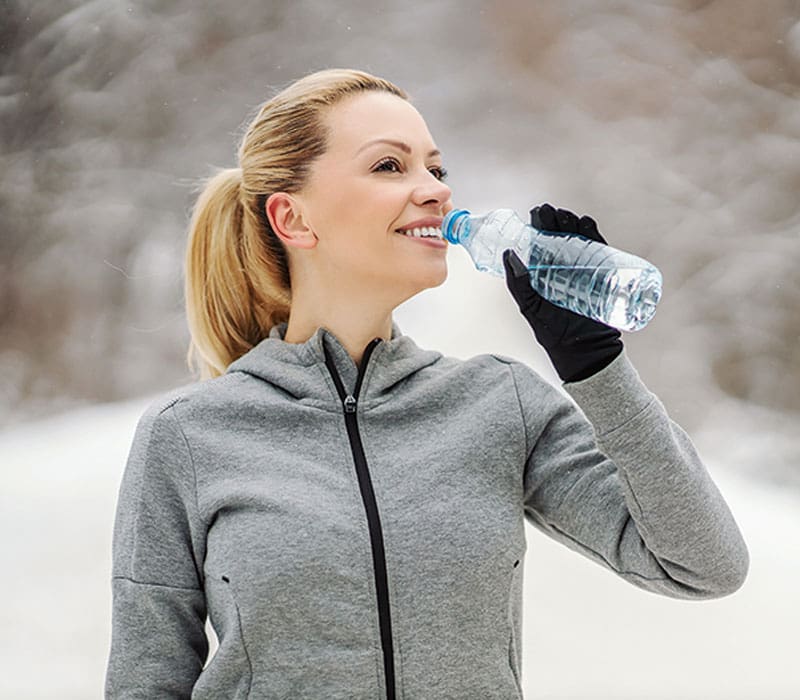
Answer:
[{"left": 411, "top": 170, "right": 452, "bottom": 210}]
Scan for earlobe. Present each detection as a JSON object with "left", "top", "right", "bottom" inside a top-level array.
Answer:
[{"left": 265, "top": 193, "right": 317, "bottom": 249}]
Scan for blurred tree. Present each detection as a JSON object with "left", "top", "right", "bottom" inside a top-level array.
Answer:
[
  {"left": 1, "top": 0, "right": 799, "bottom": 437},
  {"left": 488, "top": 0, "right": 800, "bottom": 420}
]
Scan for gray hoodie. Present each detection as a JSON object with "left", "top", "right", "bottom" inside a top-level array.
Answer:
[{"left": 105, "top": 321, "right": 748, "bottom": 699}]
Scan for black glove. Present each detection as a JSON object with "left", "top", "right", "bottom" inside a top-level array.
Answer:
[{"left": 502, "top": 203, "right": 623, "bottom": 383}]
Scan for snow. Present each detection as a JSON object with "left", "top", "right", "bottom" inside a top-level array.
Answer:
[{"left": 1, "top": 385, "right": 798, "bottom": 699}]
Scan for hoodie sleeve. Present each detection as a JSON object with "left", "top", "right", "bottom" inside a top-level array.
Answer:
[
  {"left": 105, "top": 397, "right": 208, "bottom": 699},
  {"left": 508, "top": 351, "right": 749, "bottom": 600}
]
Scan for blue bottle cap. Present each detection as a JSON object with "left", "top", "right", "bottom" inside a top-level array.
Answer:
[{"left": 442, "top": 209, "right": 470, "bottom": 244}]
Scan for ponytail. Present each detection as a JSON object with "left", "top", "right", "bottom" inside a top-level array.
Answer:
[{"left": 185, "top": 168, "right": 290, "bottom": 378}]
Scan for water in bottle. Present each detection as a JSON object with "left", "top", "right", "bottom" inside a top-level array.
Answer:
[{"left": 441, "top": 208, "right": 662, "bottom": 331}]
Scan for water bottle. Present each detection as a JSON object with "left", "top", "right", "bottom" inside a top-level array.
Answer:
[{"left": 441, "top": 208, "right": 662, "bottom": 331}]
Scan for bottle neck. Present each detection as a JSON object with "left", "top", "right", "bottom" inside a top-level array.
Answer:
[{"left": 442, "top": 209, "right": 471, "bottom": 244}]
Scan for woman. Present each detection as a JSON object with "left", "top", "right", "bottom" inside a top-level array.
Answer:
[{"left": 105, "top": 68, "right": 748, "bottom": 699}]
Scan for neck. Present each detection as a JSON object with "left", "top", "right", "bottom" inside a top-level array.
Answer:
[{"left": 283, "top": 306, "right": 394, "bottom": 369}]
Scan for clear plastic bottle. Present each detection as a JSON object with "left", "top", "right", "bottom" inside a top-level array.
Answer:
[{"left": 442, "top": 208, "right": 662, "bottom": 331}]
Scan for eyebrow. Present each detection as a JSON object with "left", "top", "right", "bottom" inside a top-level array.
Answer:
[{"left": 357, "top": 138, "right": 441, "bottom": 158}]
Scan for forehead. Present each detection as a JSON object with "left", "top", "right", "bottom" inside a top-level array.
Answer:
[{"left": 322, "top": 91, "right": 435, "bottom": 154}]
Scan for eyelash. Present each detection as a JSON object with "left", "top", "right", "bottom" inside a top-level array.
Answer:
[{"left": 373, "top": 157, "right": 449, "bottom": 182}]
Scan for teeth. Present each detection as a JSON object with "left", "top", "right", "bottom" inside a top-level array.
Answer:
[{"left": 397, "top": 226, "right": 443, "bottom": 238}]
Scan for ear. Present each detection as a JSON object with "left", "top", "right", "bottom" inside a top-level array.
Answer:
[{"left": 265, "top": 192, "right": 317, "bottom": 250}]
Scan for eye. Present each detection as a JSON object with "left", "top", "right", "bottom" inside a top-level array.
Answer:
[
  {"left": 429, "top": 166, "right": 449, "bottom": 182},
  {"left": 373, "top": 157, "right": 449, "bottom": 181},
  {"left": 373, "top": 157, "right": 402, "bottom": 173}
]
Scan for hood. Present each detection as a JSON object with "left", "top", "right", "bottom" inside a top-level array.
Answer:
[{"left": 226, "top": 320, "right": 443, "bottom": 406}]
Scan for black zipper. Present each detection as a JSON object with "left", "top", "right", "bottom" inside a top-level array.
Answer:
[{"left": 323, "top": 338, "right": 396, "bottom": 700}]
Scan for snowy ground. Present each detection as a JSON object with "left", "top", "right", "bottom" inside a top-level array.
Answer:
[{"left": 1, "top": 381, "right": 798, "bottom": 699}]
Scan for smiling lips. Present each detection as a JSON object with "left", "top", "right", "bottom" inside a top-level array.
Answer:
[
  {"left": 395, "top": 216, "right": 445, "bottom": 243},
  {"left": 396, "top": 225, "right": 443, "bottom": 239},
  {"left": 394, "top": 228, "right": 447, "bottom": 248},
  {"left": 395, "top": 216, "right": 443, "bottom": 232}
]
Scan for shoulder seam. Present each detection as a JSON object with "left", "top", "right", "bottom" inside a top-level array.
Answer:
[
  {"left": 157, "top": 395, "right": 182, "bottom": 415},
  {"left": 500, "top": 358, "right": 531, "bottom": 462},
  {"left": 166, "top": 402, "right": 204, "bottom": 585},
  {"left": 487, "top": 352, "right": 515, "bottom": 365},
  {"left": 150, "top": 373, "right": 250, "bottom": 415}
]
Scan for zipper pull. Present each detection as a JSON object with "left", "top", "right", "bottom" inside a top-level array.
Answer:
[{"left": 344, "top": 395, "right": 357, "bottom": 413}]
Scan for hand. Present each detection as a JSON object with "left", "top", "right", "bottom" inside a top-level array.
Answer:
[{"left": 502, "top": 203, "right": 623, "bottom": 382}]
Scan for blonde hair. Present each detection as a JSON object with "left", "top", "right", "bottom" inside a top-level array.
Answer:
[{"left": 184, "top": 68, "right": 409, "bottom": 378}]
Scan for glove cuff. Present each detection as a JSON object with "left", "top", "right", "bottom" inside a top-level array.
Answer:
[{"left": 546, "top": 330, "right": 623, "bottom": 383}]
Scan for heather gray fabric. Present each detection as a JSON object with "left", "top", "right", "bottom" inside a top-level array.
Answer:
[{"left": 105, "top": 321, "right": 748, "bottom": 699}]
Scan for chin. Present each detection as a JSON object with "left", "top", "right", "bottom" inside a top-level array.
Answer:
[
  {"left": 395, "top": 274, "right": 446, "bottom": 306},
  {"left": 417, "top": 269, "right": 449, "bottom": 293},
  {"left": 390, "top": 261, "right": 448, "bottom": 299},
  {"left": 417, "top": 262, "right": 448, "bottom": 286},
  {"left": 430, "top": 267, "right": 448, "bottom": 288}
]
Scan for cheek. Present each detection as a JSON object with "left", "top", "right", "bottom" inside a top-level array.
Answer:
[
  {"left": 311, "top": 178, "right": 407, "bottom": 244},
  {"left": 350, "top": 191, "right": 406, "bottom": 238}
]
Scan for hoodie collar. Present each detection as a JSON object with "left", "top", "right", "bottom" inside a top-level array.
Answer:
[{"left": 226, "top": 320, "right": 442, "bottom": 408}]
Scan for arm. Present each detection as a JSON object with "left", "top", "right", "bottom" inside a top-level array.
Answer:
[
  {"left": 105, "top": 398, "right": 208, "bottom": 698},
  {"left": 502, "top": 202, "right": 748, "bottom": 599},
  {"left": 510, "top": 354, "right": 749, "bottom": 599}
]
